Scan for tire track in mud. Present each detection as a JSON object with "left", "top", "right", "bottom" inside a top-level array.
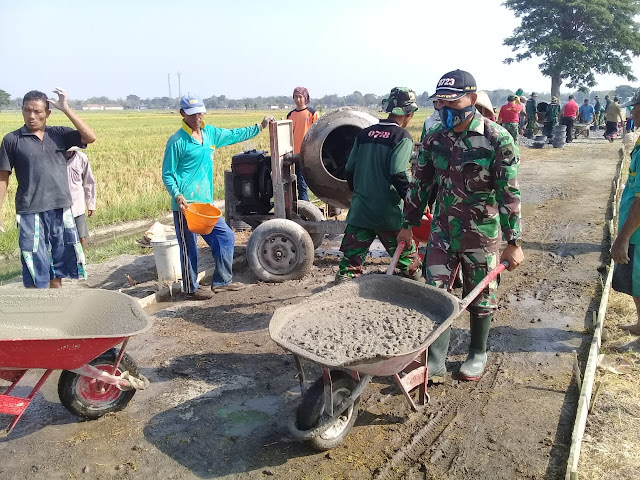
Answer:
[{"left": 373, "top": 355, "right": 503, "bottom": 480}]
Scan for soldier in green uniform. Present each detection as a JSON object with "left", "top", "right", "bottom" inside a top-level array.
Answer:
[
  {"left": 397, "top": 70, "right": 524, "bottom": 381},
  {"left": 543, "top": 96, "right": 560, "bottom": 142},
  {"left": 525, "top": 92, "right": 538, "bottom": 138},
  {"left": 336, "top": 87, "right": 421, "bottom": 281}
]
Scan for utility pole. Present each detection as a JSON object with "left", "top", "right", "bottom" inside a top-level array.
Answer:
[
  {"left": 177, "top": 72, "right": 182, "bottom": 99},
  {"left": 167, "top": 73, "right": 172, "bottom": 98}
]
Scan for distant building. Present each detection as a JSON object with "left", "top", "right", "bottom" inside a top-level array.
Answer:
[
  {"left": 82, "top": 104, "right": 124, "bottom": 111},
  {"left": 270, "top": 105, "right": 279, "bottom": 110}
]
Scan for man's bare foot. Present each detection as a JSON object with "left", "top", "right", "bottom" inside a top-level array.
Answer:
[{"left": 620, "top": 323, "right": 640, "bottom": 335}]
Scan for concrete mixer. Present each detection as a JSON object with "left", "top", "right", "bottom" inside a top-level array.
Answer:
[{"left": 223, "top": 107, "right": 379, "bottom": 282}]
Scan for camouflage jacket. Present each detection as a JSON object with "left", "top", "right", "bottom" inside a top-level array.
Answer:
[{"left": 402, "top": 112, "right": 521, "bottom": 252}]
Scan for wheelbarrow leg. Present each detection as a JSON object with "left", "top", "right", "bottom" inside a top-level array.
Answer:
[
  {"left": 1, "top": 369, "right": 53, "bottom": 436},
  {"left": 293, "top": 354, "right": 307, "bottom": 395},
  {"left": 394, "top": 349, "right": 431, "bottom": 412}
]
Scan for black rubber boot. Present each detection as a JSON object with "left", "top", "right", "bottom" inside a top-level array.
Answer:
[
  {"left": 427, "top": 326, "right": 451, "bottom": 381},
  {"left": 459, "top": 314, "right": 492, "bottom": 381}
]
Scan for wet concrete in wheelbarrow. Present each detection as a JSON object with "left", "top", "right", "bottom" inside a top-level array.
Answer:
[{"left": 0, "top": 137, "right": 620, "bottom": 479}]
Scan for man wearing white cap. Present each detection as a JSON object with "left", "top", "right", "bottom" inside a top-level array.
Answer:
[{"left": 162, "top": 93, "right": 275, "bottom": 300}]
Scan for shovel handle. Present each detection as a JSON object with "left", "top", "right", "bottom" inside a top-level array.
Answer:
[
  {"left": 386, "top": 241, "right": 407, "bottom": 275},
  {"left": 458, "top": 261, "right": 509, "bottom": 312}
]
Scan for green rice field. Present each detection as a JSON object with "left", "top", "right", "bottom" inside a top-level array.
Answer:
[{"left": 0, "top": 108, "right": 432, "bottom": 258}]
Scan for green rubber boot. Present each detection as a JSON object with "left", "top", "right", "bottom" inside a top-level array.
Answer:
[
  {"left": 427, "top": 326, "right": 451, "bottom": 381},
  {"left": 459, "top": 315, "right": 492, "bottom": 381}
]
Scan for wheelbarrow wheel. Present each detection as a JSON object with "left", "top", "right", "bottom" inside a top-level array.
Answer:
[
  {"left": 58, "top": 348, "right": 138, "bottom": 420},
  {"left": 297, "top": 371, "right": 359, "bottom": 451}
]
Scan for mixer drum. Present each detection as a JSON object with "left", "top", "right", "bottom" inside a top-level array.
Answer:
[{"left": 300, "top": 107, "right": 378, "bottom": 209}]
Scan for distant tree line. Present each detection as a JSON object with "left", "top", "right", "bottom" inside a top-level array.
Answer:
[{"left": 0, "top": 86, "right": 637, "bottom": 112}]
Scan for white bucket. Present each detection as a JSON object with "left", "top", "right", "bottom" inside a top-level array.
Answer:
[{"left": 150, "top": 238, "right": 182, "bottom": 288}]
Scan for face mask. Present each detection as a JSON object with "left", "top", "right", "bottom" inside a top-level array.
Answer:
[{"left": 439, "top": 105, "right": 476, "bottom": 130}]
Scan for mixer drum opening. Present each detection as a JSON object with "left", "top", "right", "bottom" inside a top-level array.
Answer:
[
  {"left": 300, "top": 108, "right": 378, "bottom": 209},
  {"left": 321, "top": 125, "right": 361, "bottom": 181}
]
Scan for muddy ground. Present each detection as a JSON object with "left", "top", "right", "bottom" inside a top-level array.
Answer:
[{"left": 0, "top": 136, "right": 621, "bottom": 479}]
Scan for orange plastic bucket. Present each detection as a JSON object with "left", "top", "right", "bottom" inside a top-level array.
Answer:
[{"left": 183, "top": 203, "right": 221, "bottom": 235}]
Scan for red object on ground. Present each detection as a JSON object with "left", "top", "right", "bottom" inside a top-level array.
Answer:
[{"left": 412, "top": 214, "right": 433, "bottom": 244}]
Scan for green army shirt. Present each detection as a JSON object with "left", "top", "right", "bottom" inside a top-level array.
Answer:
[
  {"left": 403, "top": 111, "right": 521, "bottom": 252},
  {"left": 345, "top": 121, "right": 413, "bottom": 231}
]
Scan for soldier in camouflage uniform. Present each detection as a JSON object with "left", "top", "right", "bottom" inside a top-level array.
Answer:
[
  {"left": 397, "top": 70, "right": 524, "bottom": 381},
  {"left": 337, "top": 87, "right": 421, "bottom": 280},
  {"left": 525, "top": 92, "right": 538, "bottom": 138}
]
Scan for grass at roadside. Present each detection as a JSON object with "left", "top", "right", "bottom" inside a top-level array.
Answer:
[{"left": 0, "top": 108, "right": 432, "bottom": 258}]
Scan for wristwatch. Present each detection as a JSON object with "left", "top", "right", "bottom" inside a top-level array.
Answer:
[{"left": 508, "top": 238, "right": 523, "bottom": 247}]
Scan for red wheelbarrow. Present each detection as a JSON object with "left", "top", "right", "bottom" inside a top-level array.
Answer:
[
  {"left": 269, "top": 245, "right": 506, "bottom": 450},
  {"left": 0, "top": 289, "right": 151, "bottom": 436}
]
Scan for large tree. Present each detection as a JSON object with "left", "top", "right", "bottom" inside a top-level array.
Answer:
[
  {"left": 503, "top": 0, "right": 640, "bottom": 97},
  {"left": 0, "top": 89, "right": 10, "bottom": 107}
]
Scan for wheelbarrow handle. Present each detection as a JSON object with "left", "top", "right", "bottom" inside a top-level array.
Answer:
[
  {"left": 386, "top": 241, "right": 407, "bottom": 275},
  {"left": 458, "top": 260, "right": 509, "bottom": 312}
]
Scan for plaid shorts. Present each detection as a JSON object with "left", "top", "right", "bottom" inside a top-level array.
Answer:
[{"left": 17, "top": 208, "right": 86, "bottom": 288}]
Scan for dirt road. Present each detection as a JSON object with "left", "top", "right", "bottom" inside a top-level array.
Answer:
[{"left": 0, "top": 136, "right": 619, "bottom": 479}]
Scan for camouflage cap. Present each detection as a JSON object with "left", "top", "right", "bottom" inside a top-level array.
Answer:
[{"left": 382, "top": 87, "right": 418, "bottom": 115}]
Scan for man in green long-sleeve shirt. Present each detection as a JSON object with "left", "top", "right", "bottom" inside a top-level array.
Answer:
[
  {"left": 336, "top": 87, "right": 421, "bottom": 280},
  {"left": 162, "top": 93, "right": 274, "bottom": 299}
]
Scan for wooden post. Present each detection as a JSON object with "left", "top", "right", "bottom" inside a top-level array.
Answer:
[{"left": 572, "top": 350, "right": 582, "bottom": 392}]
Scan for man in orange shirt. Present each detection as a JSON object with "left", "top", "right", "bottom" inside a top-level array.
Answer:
[{"left": 287, "top": 87, "right": 319, "bottom": 201}]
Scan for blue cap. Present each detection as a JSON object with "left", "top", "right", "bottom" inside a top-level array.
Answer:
[{"left": 180, "top": 93, "right": 206, "bottom": 115}]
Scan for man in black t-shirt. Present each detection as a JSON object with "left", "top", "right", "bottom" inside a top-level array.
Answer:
[{"left": 0, "top": 88, "right": 97, "bottom": 288}]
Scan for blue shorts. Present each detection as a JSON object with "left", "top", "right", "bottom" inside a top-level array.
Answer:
[
  {"left": 16, "top": 208, "right": 87, "bottom": 288},
  {"left": 612, "top": 244, "right": 640, "bottom": 297}
]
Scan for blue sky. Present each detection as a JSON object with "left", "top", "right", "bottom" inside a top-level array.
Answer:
[{"left": 1, "top": 0, "right": 638, "bottom": 100}]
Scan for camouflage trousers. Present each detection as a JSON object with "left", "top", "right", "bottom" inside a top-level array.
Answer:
[
  {"left": 426, "top": 246, "right": 500, "bottom": 318},
  {"left": 337, "top": 225, "right": 421, "bottom": 278},
  {"left": 503, "top": 122, "right": 519, "bottom": 143},
  {"left": 526, "top": 116, "right": 536, "bottom": 134}
]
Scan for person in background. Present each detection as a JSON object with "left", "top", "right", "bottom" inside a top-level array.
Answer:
[
  {"left": 474, "top": 91, "right": 496, "bottom": 122},
  {"left": 562, "top": 95, "right": 579, "bottom": 143},
  {"left": 162, "top": 93, "right": 275, "bottom": 299},
  {"left": 336, "top": 87, "right": 421, "bottom": 281},
  {"left": 518, "top": 96, "right": 527, "bottom": 135},
  {"left": 594, "top": 96, "right": 603, "bottom": 126},
  {"left": 287, "top": 87, "right": 319, "bottom": 202},
  {"left": 544, "top": 96, "right": 560, "bottom": 142},
  {"left": 399, "top": 69, "right": 523, "bottom": 382},
  {"left": 611, "top": 88, "right": 640, "bottom": 336},
  {"left": 604, "top": 94, "right": 612, "bottom": 112},
  {"left": 0, "top": 88, "right": 95, "bottom": 288},
  {"left": 605, "top": 96, "right": 624, "bottom": 142},
  {"left": 578, "top": 98, "right": 595, "bottom": 124},
  {"left": 497, "top": 95, "right": 522, "bottom": 142},
  {"left": 626, "top": 105, "right": 635, "bottom": 133},
  {"left": 525, "top": 92, "right": 537, "bottom": 138},
  {"left": 66, "top": 146, "right": 96, "bottom": 251},
  {"left": 423, "top": 99, "right": 442, "bottom": 134}
]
